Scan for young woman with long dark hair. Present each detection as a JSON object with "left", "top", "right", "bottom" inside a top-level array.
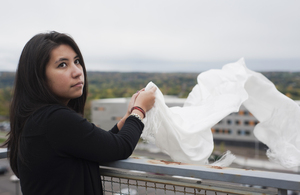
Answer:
[{"left": 3, "top": 31, "right": 156, "bottom": 195}]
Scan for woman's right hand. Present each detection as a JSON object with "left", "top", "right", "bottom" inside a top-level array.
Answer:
[
  {"left": 133, "top": 86, "right": 156, "bottom": 113},
  {"left": 118, "top": 86, "right": 156, "bottom": 129}
]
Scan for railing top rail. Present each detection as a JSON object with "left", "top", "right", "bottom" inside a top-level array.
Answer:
[
  {"left": 100, "top": 158, "right": 300, "bottom": 191},
  {"left": 0, "top": 148, "right": 7, "bottom": 159},
  {"left": 1, "top": 148, "right": 299, "bottom": 191}
]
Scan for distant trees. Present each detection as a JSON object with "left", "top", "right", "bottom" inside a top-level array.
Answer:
[
  {"left": 1, "top": 71, "right": 300, "bottom": 121},
  {"left": 263, "top": 72, "right": 300, "bottom": 99},
  {"left": 86, "top": 72, "right": 198, "bottom": 100},
  {"left": 0, "top": 72, "right": 14, "bottom": 119},
  {"left": 0, "top": 87, "right": 12, "bottom": 118}
]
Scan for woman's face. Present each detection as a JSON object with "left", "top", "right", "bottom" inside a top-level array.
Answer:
[{"left": 45, "top": 44, "right": 84, "bottom": 105}]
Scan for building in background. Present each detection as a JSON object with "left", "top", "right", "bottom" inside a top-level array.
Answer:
[
  {"left": 91, "top": 97, "right": 300, "bottom": 148},
  {"left": 91, "top": 96, "right": 185, "bottom": 129}
]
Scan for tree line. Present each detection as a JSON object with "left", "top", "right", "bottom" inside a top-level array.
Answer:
[{"left": 1, "top": 71, "right": 300, "bottom": 120}]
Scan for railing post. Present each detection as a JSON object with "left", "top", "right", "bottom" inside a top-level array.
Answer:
[{"left": 278, "top": 189, "right": 287, "bottom": 195}]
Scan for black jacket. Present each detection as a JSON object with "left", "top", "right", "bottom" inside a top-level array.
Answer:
[{"left": 18, "top": 105, "right": 143, "bottom": 195}]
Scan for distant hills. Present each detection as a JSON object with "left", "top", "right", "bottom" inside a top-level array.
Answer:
[
  {"left": 1, "top": 71, "right": 300, "bottom": 99},
  {"left": 0, "top": 71, "right": 299, "bottom": 119}
]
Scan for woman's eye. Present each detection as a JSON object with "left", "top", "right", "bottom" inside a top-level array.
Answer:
[
  {"left": 58, "top": 62, "right": 67, "bottom": 68},
  {"left": 75, "top": 59, "right": 81, "bottom": 65}
]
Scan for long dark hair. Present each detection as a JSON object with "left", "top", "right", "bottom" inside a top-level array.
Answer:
[{"left": 3, "top": 31, "right": 88, "bottom": 177}]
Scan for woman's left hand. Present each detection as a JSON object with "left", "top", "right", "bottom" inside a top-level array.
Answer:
[
  {"left": 127, "top": 89, "right": 144, "bottom": 115},
  {"left": 117, "top": 89, "right": 144, "bottom": 130}
]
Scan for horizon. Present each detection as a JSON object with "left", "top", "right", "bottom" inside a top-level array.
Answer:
[{"left": 1, "top": 58, "right": 299, "bottom": 73}]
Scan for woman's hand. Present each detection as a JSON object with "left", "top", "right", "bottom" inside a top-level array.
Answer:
[
  {"left": 127, "top": 89, "right": 144, "bottom": 115},
  {"left": 133, "top": 87, "right": 156, "bottom": 113},
  {"left": 117, "top": 87, "right": 156, "bottom": 130}
]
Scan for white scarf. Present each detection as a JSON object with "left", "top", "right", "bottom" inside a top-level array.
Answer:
[{"left": 142, "top": 58, "right": 300, "bottom": 168}]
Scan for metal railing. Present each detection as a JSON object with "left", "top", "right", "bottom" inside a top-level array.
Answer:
[
  {"left": 100, "top": 167, "right": 277, "bottom": 195},
  {"left": 100, "top": 158, "right": 300, "bottom": 195},
  {"left": 1, "top": 148, "right": 299, "bottom": 194}
]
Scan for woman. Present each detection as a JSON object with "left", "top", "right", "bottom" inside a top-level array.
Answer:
[{"left": 3, "top": 31, "right": 156, "bottom": 195}]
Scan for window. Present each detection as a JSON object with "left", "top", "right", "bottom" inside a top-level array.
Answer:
[
  {"left": 227, "top": 120, "right": 232, "bottom": 125},
  {"left": 244, "top": 120, "right": 249, "bottom": 125},
  {"left": 94, "top": 107, "right": 105, "bottom": 111},
  {"left": 212, "top": 128, "right": 232, "bottom": 134},
  {"left": 111, "top": 116, "right": 123, "bottom": 121},
  {"left": 237, "top": 129, "right": 251, "bottom": 136}
]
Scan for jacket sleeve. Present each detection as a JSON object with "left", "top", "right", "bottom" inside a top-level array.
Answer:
[
  {"left": 109, "top": 124, "right": 120, "bottom": 134},
  {"left": 45, "top": 107, "right": 144, "bottom": 163}
]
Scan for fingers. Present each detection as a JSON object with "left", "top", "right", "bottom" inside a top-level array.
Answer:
[
  {"left": 136, "top": 88, "right": 145, "bottom": 94},
  {"left": 135, "top": 92, "right": 156, "bottom": 112},
  {"left": 132, "top": 92, "right": 139, "bottom": 101},
  {"left": 148, "top": 86, "right": 157, "bottom": 92},
  {"left": 130, "top": 86, "right": 157, "bottom": 114}
]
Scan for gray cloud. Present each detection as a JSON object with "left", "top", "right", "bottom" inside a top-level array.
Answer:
[{"left": 0, "top": 0, "right": 299, "bottom": 72}]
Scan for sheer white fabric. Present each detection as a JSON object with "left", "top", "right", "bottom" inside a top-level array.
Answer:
[{"left": 142, "top": 58, "right": 300, "bottom": 168}]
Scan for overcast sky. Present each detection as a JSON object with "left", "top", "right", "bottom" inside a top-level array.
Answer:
[{"left": 1, "top": 0, "right": 299, "bottom": 72}]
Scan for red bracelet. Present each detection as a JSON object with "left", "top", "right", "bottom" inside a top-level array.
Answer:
[{"left": 131, "top": 106, "right": 146, "bottom": 118}]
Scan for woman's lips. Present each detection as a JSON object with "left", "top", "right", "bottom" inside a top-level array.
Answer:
[{"left": 71, "top": 81, "right": 84, "bottom": 87}]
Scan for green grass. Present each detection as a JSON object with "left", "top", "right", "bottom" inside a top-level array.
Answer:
[
  {"left": 0, "top": 131, "right": 8, "bottom": 144},
  {"left": 0, "top": 138, "right": 6, "bottom": 144}
]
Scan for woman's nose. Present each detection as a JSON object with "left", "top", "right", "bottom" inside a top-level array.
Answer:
[{"left": 72, "top": 64, "right": 83, "bottom": 78}]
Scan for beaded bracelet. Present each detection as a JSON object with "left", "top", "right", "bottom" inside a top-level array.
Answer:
[
  {"left": 130, "top": 106, "right": 146, "bottom": 118},
  {"left": 130, "top": 113, "right": 143, "bottom": 123}
]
